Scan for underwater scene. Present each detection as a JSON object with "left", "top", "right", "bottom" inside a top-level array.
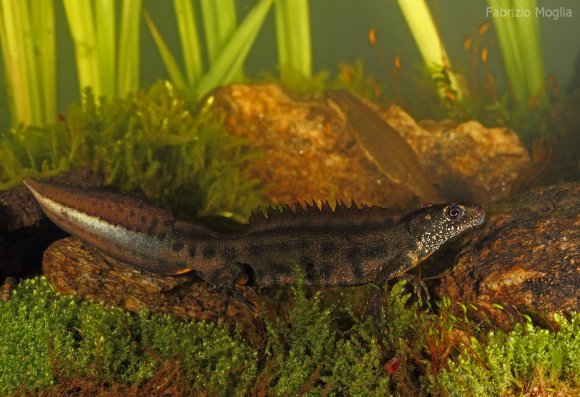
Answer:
[{"left": 0, "top": 0, "right": 578, "bottom": 395}]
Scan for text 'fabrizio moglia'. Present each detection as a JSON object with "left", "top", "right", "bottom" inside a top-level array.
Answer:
[{"left": 486, "top": 6, "right": 572, "bottom": 20}]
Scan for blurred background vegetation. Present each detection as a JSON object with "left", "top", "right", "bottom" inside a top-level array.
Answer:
[{"left": 1, "top": 0, "right": 578, "bottom": 130}]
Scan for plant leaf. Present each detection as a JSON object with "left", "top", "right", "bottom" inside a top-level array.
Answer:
[
  {"left": 173, "top": 0, "right": 203, "bottom": 86},
  {"left": 195, "top": 0, "right": 273, "bottom": 99},
  {"left": 143, "top": 9, "right": 187, "bottom": 90},
  {"left": 275, "top": 0, "right": 311, "bottom": 80}
]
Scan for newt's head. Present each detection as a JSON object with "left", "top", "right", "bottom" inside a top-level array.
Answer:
[{"left": 403, "top": 201, "right": 485, "bottom": 253}]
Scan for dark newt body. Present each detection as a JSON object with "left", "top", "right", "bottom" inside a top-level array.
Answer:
[{"left": 23, "top": 179, "right": 484, "bottom": 299}]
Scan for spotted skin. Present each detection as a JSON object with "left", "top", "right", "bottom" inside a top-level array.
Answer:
[{"left": 24, "top": 179, "right": 485, "bottom": 308}]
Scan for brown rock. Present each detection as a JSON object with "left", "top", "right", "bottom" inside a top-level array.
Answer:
[
  {"left": 209, "top": 84, "right": 530, "bottom": 209},
  {"left": 43, "top": 237, "right": 258, "bottom": 321},
  {"left": 402, "top": 117, "right": 530, "bottom": 203},
  {"left": 0, "top": 169, "right": 102, "bottom": 276},
  {"left": 438, "top": 182, "right": 579, "bottom": 327}
]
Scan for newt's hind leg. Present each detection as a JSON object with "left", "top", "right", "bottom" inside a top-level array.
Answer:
[
  {"left": 367, "top": 284, "right": 384, "bottom": 322},
  {"left": 199, "top": 262, "right": 255, "bottom": 316},
  {"left": 399, "top": 273, "right": 430, "bottom": 301},
  {"left": 216, "top": 286, "right": 256, "bottom": 316}
]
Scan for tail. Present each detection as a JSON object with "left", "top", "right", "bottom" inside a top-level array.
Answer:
[{"left": 23, "top": 178, "right": 216, "bottom": 275}]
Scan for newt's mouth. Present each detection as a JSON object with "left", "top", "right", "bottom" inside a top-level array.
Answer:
[{"left": 473, "top": 210, "right": 486, "bottom": 226}]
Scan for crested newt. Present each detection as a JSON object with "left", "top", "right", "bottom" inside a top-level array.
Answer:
[{"left": 24, "top": 178, "right": 484, "bottom": 310}]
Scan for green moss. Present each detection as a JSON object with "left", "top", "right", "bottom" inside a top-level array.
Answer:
[
  {"left": 380, "top": 280, "right": 420, "bottom": 348},
  {"left": 139, "top": 312, "right": 257, "bottom": 396},
  {"left": 426, "top": 313, "right": 579, "bottom": 396},
  {"left": 325, "top": 325, "right": 392, "bottom": 396},
  {"left": 74, "top": 302, "right": 155, "bottom": 384},
  {"left": 0, "top": 277, "right": 256, "bottom": 396},
  {"left": 0, "top": 278, "right": 74, "bottom": 392},
  {"left": 264, "top": 276, "right": 415, "bottom": 396},
  {"left": 0, "top": 81, "right": 264, "bottom": 220},
  {"left": 0, "top": 277, "right": 577, "bottom": 396},
  {"left": 266, "top": 284, "right": 334, "bottom": 395}
]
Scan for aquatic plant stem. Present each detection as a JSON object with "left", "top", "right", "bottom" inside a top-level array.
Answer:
[
  {"left": 200, "top": 0, "right": 237, "bottom": 65},
  {"left": 117, "top": 0, "right": 142, "bottom": 97},
  {"left": 32, "top": 0, "right": 56, "bottom": 124},
  {"left": 64, "top": 0, "right": 142, "bottom": 100},
  {"left": 515, "top": 6, "right": 545, "bottom": 103},
  {"left": 143, "top": 5, "right": 195, "bottom": 90},
  {"left": 487, "top": 0, "right": 545, "bottom": 109},
  {"left": 63, "top": 0, "right": 102, "bottom": 97},
  {"left": 143, "top": 10, "right": 188, "bottom": 90},
  {"left": 195, "top": 0, "right": 273, "bottom": 98},
  {"left": 0, "top": 0, "right": 55, "bottom": 126},
  {"left": 275, "top": 0, "right": 312, "bottom": 81},
  {"left": 199, "top": 0, "right": 244, "bottom": 82},
  {"left": 146, "top": 0, "right": 271, "bottom": 99},
  {"left": 95, "top": 0, "right": 116, "bottom": 99},
  {"left": 487, "top": 0, "right": 526, "bottom": 108},
  {"left": 173, "top": 0, "right": 203, "bottom": 86},
  {"left": 396, "top": 0, "right": 467, "bottom": 102}
]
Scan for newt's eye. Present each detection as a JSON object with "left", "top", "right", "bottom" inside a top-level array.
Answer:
[{"left": 444, "top": 204, "right": 464, "bottom": 221}]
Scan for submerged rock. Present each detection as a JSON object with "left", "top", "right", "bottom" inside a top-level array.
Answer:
[
  {"left": 209, "top": 84, "right": 530, "bottom": 209},
  {"left": 43, "top": 237, "right": 258, "bottom": 322},
  {"left": 438, "top": 182, "right": 579, "bottom": 327}
]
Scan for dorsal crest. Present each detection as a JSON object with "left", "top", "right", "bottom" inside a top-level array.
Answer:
[{"left": 247, "top": 200, "right": 401, "bottom": 233}]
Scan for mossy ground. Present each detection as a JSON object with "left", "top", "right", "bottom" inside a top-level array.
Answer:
[{"left": 0, "top": 277, "right": 577, "bottom": 397}]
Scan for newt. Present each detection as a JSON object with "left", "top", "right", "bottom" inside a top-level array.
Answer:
[
  {"left": 325, "top": 90, "right": 441, "bottom": 202},
  {"left": 23, "top": 178, "right": 484, "bottom": 309}
]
